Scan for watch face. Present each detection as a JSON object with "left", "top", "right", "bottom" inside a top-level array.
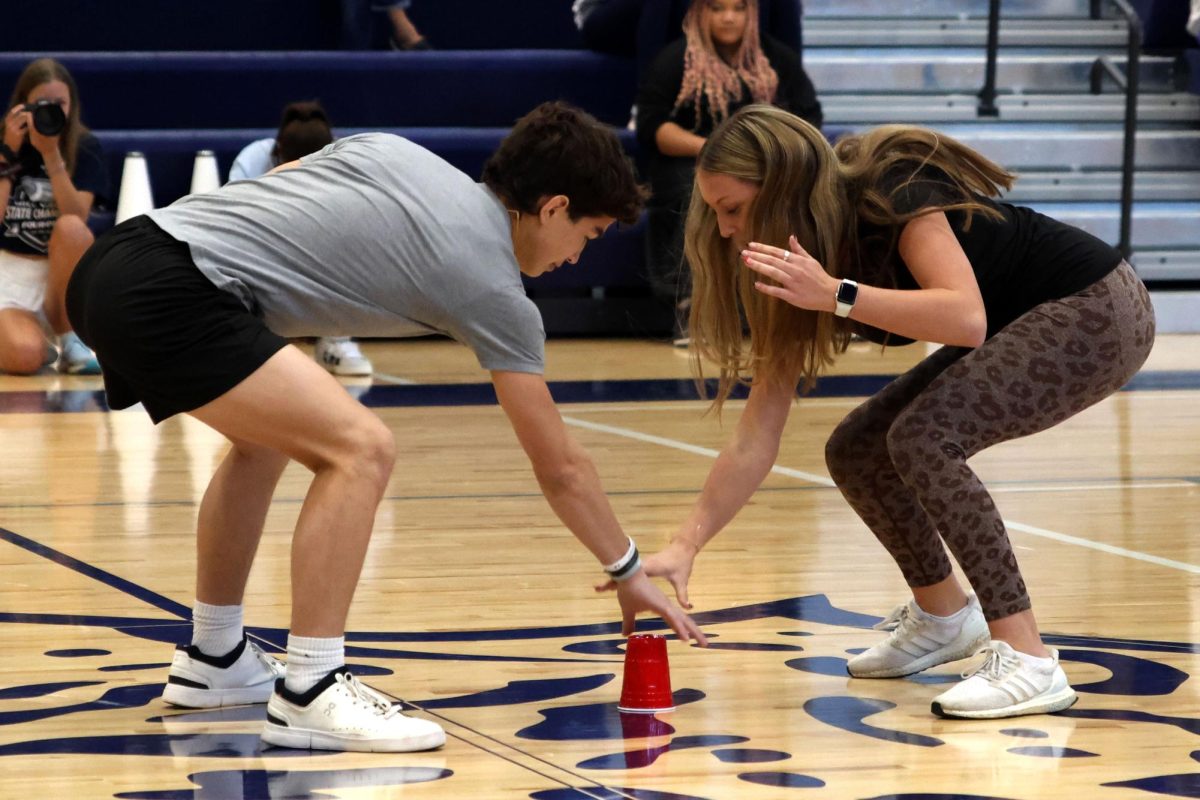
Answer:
[{"left": 837, "top": 280, "right": 858, "bottom": 305}]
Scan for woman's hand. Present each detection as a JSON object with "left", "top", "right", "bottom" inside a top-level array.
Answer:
[
  {"left": 595, "top": 538, "right": 699, "bottom": 609},
  {"left": 28, "top": 122, "right": 62, "bottom": 163},
  {"left": 743, "top": 234, "right": 840, "bottom": 312},
  {"left": 612, "top": 570, "right": 708, "bottom": 646},
  {"left": 4, "top": 106, "right": 28, "bottom": 153}
]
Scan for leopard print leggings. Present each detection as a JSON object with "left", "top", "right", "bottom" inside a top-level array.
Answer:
[{"left": 824, "top": 262, "right": 1155, "bottom": 621}]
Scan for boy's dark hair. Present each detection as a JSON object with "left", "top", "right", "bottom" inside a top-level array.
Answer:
[
  {"left": 274, "top": 100, "right": 333, "bottom": 164},
  {"left": 482, "top": 101, "right": 647, "bottom": 225}
]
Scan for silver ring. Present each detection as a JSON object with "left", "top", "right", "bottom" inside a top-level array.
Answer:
[{"left": 783, "top": 251, "right": 791, "bottom": 262}]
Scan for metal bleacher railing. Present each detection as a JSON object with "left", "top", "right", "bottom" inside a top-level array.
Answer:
[{"left": 979, "top": 0, "right": 1142, "bottom": 260}]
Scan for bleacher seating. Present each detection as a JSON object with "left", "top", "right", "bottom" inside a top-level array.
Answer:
[
  {"left": 4, "top": 0, "right": 1198, "bottom": 333},
  {"left": 0, "top": 52, "right": 637, "bottom": 131},
  {"left": 2, "top": 0, "right": 586, "bottom": 52},
  {"left": 7, "top": 0, "right": 817, "bottom": 336}
]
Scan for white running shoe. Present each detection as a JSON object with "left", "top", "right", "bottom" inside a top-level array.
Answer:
[
  {"left": 932, "top": 640, "right": 1078, "bottom": 719},
  {"left": 314, "top": 337, "right": 373, "bottom": 377},
  {"left": 261, "top": 668, "right": 446, "bottom": 753},
  {"left": 847, "top": 594, "right": 990, "bottom": 678},
  {"left": 162, "top": 638, "right": 285, "bottom": 708}
]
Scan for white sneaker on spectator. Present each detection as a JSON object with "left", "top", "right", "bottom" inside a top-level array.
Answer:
[
  {"left": 55, "top": 332, "right": 101, "bottom": 375},
  {"left": 314, "top": 337, "right": 373, "bottom": 376},
  {"left": 162, "top": 637, "right": 285, "bottom": 708},
  {"left": 262, "top": 668, "right": 445, "bottom": 752},
  {"left": 847, "top": 594, "right": 990, "bottom": 678},
  {"left": 932, "top": 640, "right": 1078, "bottom": 719}
]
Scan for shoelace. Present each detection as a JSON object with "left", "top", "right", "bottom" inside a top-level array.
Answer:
[
  {"left": 336, "top": 673, "right": 403, "bottom": 719},
  {"left": 961, "top": 644, "right": 1018, "bottom": 681},
  {"left": 872, "top": 604, "right": 910, "bottom": 632},
  {"left": 248, "top": 642, "right": 285, "bottom": 674},
  {"left": 873, "top": 604, "right": 927, "bottom": 645}
]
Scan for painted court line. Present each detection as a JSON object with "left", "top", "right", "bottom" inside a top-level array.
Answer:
[
  {"left": 1004, "top": 521, "right": 1200, "bottom": 574},
  {"left": 563, "top": 417, "right": 1200, "bottom": 575},
  {"left": 369, "top": 372, "right": 417, "bottom": 385},
  {"left": 990, "top": 480, "right": 1196, "bottom": 494}
]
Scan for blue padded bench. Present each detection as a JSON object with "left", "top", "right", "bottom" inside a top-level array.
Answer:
[
  {"left": 4, "top": 0, "right": 582, "bottom": 52},
  {"left": 0, "top": 51, "right": 638, "bottom": 130},
  {"left": 93, "top": 126, "right": 641, "bottom": 212}
]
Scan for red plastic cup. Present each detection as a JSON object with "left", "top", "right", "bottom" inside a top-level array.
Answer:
[{"left": 618, "top": 633, "right": 675, "bottom": 713}]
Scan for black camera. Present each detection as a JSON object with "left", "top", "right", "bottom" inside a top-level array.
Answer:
[{"left": 23, "top": 100, "right": 66, "bottom": 137}]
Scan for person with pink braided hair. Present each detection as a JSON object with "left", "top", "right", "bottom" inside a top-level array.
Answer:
[{"left": 636, "top": 0, "right": 820, "bottom": 345}]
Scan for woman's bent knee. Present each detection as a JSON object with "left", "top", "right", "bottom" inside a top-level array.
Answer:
[
  {"left": 0, "top": 340, "right": 47, "bottom": 374},
  {"left": 825, "top": 409, "right": 878, "bottom": 486},
  {"left": 50, "top": 214, "right": 94, "bottom": 250}
]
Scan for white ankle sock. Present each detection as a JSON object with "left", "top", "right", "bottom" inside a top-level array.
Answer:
[
  {"left": 919, "top": 595, "right": 976, "bottom": 622},
  {"left": 285, "top": 635, "right": 345, "bottom": 694},
  {"left": 1016, "top": 649, "right": 1056, "bottom": 670},
  {"left": 190, "top": 601, "right": 244, "bottom": 657}
]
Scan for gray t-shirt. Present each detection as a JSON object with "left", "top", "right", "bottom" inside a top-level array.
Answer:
[{"left": 148, "top": 133, "right": 545, "bottom": 374}]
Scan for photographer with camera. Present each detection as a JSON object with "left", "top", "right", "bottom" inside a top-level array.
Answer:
[{"left": 0, "top": 58, "right": 108, "bottom": 375}]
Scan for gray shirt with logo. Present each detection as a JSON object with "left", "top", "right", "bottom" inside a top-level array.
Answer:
[{"left": 148, "top": 133, "right": 545, "bottom": 374}]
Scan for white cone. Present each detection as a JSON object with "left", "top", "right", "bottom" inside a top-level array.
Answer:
[
  {"left": 189, "top": 149, "right": 221, "bottom": 195},
  {"left": 115, "top": 151, "right": 155, "bottom": 224}
]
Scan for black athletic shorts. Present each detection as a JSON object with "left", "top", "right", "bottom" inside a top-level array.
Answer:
[{"left": 65, "top": 215, "right": 289, "bottom": 423}]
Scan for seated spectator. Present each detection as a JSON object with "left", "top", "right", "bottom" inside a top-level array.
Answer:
[
  {"left": 381, "top": 1, "right": 431, "bottom": 49},
  {"left": 229, "top": 101, "right": 374, "bottom": 377},
  {"left": 635, "top": 0, "right": 821, "bottom": 344},
  {"left": 340, "top": 0, "right": 431, "bottom": 50},
  {"left": 575, "top": 0, "right": 803, "bottom": 73},
  {"left": 0, "top": 57, "right": 106, "bottom": 375}
]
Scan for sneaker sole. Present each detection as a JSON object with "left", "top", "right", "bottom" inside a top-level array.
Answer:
[
  {"left": 57, "top": 362, "right": 101, "bottom": 375},
  {"left": 162, "top": 681, "right": 277, "bottom": 708},
  {"left": 317, "top": 358, "right": 372, "bottom": 377},
  {"left": 848, "top": 630, "right": 992, "bottom": 679},
  {"left": 931, "top": 686, "right": 1079, "bottom": 720},
  {"left": 261, "top": 722, "right": 446, "bottom": 753}
]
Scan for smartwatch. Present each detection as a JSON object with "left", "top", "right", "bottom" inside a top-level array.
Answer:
[{"left": 834, "top": 279, "right": 859, "bottom": 318}]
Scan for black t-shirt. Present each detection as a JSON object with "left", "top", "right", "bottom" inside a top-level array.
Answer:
[
  {"left": 853, "top": 163, "right": 1122, "bottom": 343},
  {"left": 635, "top": 35, "right": 823, "bottom": 155},
  {"left": 1, "top": 131, "right": 108, "bottom": 256}
]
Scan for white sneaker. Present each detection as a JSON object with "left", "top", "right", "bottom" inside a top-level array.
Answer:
[
  {"left": 932, "top": 640, "right": 1078, "bottom": 719},
  {"left": 262, "top": 668, "right": 446, "bottom": 752},
  {"left": 314, "top": 337, "right": 373, "bottom": 376},
  {"left": 162, "top": 638, "right": 285, "bottom": 708},
  {"left": 55, "top": 332, "right": 101, "bottom": 375},
  {"left": 847, "top": 594, "right": 990, "bottom": 678}
]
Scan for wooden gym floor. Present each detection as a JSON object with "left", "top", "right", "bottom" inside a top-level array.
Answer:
[{"left": 0, "top": 334, "right": 1197, "bottom": 799}]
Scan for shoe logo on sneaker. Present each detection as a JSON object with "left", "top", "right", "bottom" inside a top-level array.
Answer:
[{"left": 325, "top": 702, "right": 336, "bottom": 717}]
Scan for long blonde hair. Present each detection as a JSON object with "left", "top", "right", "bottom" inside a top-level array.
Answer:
[
  {"left": 686, "top": 105, "right": 1016, "bottom": 410},
  {"left": 675, "top": 0, "right": 779, "bottom": 129}
]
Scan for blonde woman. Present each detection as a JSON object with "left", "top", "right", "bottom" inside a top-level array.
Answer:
[
  {"left": 635, "top": 0, "right": 820, "bottom": 344},
  {"left": 635, "top": 105, "right": 1155, "bottom": 719}
]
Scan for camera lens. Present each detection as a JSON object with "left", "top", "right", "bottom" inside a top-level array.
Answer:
[{"left": 23, "top": 101, "right": 66, "bottom": 137}]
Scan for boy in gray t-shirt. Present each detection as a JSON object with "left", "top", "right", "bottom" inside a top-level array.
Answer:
[{"left": 66, "top": 102, "right": 707, "bottom": 754}]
